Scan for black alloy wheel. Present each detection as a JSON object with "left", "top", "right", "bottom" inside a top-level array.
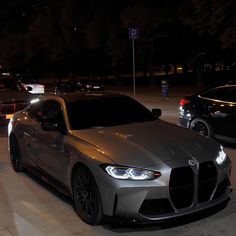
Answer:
[
  {"left": 190, "top": 118, "right": 212, "bottom": 138},
  {"left": 72, "top": 166, "right": 103, "bottom": 225},
  {"left": 9, "top": 135, "right": 24, "bottom": 172}
]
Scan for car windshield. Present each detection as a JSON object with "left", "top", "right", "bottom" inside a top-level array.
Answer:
[
  {"left": 66, "top": 96, "right": 156, "bottom": 130},
  {"left": 0, "top": 79, "right": 25, "bottom": 91}
]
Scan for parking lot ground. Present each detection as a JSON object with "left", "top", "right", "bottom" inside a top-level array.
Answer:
[{"left": 0, "top": 86, "right": 236, "bottom": 235}]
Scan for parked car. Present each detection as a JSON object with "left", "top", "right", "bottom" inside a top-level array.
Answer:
[
  {"left": 179, "top": 84, "right": 236, "bottom": 144},
  {"left": 8, "top": 92, "right": 231, "bottom": 225},
  {"left": 20, "top": 79, "right": 45, "bottom": 94},
  {"left": 55, "top": 79, "right": 104, "bottom": 94},
  {"left": 15, "top": 74, "right": 45, "bottom": 94},
  {"left": 78, "top": 79, "right": 104, "bottom": 91},
  {"left": 55, "top": 80, "right": 85, "bottom": 93},
  {"left": 0, "top": 78, "right": 34, "bottom": 123}
]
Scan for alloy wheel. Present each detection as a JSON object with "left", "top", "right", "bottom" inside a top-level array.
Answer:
[{"left": 72, "top": 166, "right": 102, "bottom": 224}]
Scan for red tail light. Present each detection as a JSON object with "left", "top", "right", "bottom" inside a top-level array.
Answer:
[{"left": 180, "top": 98, "right": 190, "bottom": 107}]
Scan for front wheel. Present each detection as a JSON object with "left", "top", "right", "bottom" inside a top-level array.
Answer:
[
  {"left": 189, "top": 118, "right": 213, "bottom": 138},
  {"left": 72, "top": 166, "right": 103, "bottom": 225},
  {"left": 9, "top": 135, "right": 24, "bottom": 172}
]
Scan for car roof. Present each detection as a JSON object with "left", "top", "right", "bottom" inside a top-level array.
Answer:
[
  {"left": 212, "top": 84, "right": 236, "bottom": 90},
  {"left": 225, "top": 81, "right": 236, "bottom": 85},
  {"left": 41, "top": 92, "right": 126, "bottom": 103},
  {"left": 200, "top": 84, "right": 236, "bottom": 93}
]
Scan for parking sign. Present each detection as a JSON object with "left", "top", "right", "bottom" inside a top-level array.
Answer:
[{"left": 129, "top": 28, "right": 139, "bottom": 39}]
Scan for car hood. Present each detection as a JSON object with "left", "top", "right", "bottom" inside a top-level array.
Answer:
[
  {"left": 0, "top": 91, "right": 34, "bottom": 103},
  {"left": 71, "top": 120, "right": 220, "bottom": 168}
]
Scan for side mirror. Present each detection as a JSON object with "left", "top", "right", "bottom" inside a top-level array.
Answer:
[
  {"left": 152, "top": 108, "right": 162, "bottom": 118},
  {"left": 40, "top": 116, "right": 66, "bottom": 133}
]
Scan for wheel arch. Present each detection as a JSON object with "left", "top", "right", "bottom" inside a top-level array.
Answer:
[
  {"left": 70, "top": 162, "right": 88, "bottom": 190},
  {"left": 70, "top": 162, "right": 104, "bottom": 224},
  {"left": 189, "top": 116, "right": 214, "bottom": 137},
  {"left": 70, "top": 162, "right": 100, "bottom": 198}
]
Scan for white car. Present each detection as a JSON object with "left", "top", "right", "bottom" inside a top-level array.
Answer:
[{"left": 22, "top": 82, "right": 45, "bottom": 94}]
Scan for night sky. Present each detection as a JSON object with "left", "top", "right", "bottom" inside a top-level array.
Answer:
[{"left": 0, "top": 0, "right": 235, "bottom": 86}]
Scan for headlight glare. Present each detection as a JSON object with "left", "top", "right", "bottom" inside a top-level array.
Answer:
[
  {"left": 8, "top": 118, "right": 13, "bottom": 136},
  {"left": 104, "top": 165, "right": 161, "bottom": 180},
  {"left": 216, "top": 146, "right": 227, "bottom": 165}
]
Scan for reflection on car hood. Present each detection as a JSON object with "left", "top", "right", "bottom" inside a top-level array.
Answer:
[
  {"left": 71, "top": 120, "right": 220, "bottom": 168},
  {"left": 0, "top": 91, "right": 34, "bottom": 103}
]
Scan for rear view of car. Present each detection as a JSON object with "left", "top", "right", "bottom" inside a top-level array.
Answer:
[
  {"left": 179, "top": 85, "right": 236, "bottom": 144},
  {"left": 22, "top": 82, "right": 45, "bottom": 94},
  {"left": 0, "top": 78, "right": 33, "bottom": 123},
  {"left": 55, "top": 79, "right": 104, "bottom": 94},
  {"left": 78, "top": 79, "right": 104, "bottom": 91},
  {"left": 18, "top": 77, "right": 45, "bottom": 94}
]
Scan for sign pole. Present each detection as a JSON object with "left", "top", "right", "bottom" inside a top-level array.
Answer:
[
  {"left": 132, "top": 38, "right": 136, "bottom": 96},
  {"left": 129, "top": 28, "right": 138, "bottom": 96}
]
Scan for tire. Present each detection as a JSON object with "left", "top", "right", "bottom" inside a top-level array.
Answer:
[
  {"left": 189, "top": 118, "right": 213, "bottom": 138},
  {"left": 9, "top": 135, "right": 24, "bottom": 172},
  {"left": 72, "top": 166, "right": 103, "bottom": 225}
]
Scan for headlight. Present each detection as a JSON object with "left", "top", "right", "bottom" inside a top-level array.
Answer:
[
  {"left": 102, "top": 165, "right": 161, "bottom": 180},
  {"left": 216, "top": 145, "right": 227, "bottom": 165}
]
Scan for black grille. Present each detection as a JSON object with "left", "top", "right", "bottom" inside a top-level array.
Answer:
[
  {"left": 139, "top": 199, "right": 174, "bottom": 216},
  {"left": 169, "top": 167, "right": 194, "bottom": 209},
  {"left": 198, "top": 161, "right": 217, "bottom": 203},
  {"left": 0, "top": 102, "right": 27, "bottom": 114}
]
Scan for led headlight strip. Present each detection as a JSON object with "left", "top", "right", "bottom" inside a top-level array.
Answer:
[{"left": 102, "top": 165, "right": 161, "bottom": 180}]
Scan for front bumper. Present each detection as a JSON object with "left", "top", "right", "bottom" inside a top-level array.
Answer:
[
  {"left": 98, "top": 159, "right": 231, "bottom": 223},
  {"left": 112, "top": 181, "right": 231, "bottom": 223}
]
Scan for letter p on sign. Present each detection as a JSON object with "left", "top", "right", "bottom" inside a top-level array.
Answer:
[{"left": 129, "top": 28, "right": 139, "bottom": 39}]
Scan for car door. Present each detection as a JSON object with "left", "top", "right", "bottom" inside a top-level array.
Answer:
[
  {"left": 200, "top": 86, "right": 236, "bottom": 141},
  {"left": 33, "top": 99, "right": 69, "bottom": 185},
  {"left": 213, "top": 86, "right": 236, "bottom": 140},
  {"left": 23, "top": 99, "right": 43, "bottom": 166}
]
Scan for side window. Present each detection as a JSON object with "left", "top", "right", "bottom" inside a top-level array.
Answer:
[
  {"left": 200, "top": 88, "right": 217, "bottom": 99},
  {"left": 215, "top": 87, "right": 236, "bottom": 102},
  {"left": 41, "top": 100, "right": 64, "bottom": 124},
  {"left": 27, "top": 101, "right": 42, "bottom": 121}
]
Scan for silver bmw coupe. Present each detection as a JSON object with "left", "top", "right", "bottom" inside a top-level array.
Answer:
[{"left": 8, "top": 92, "right": 231, "bottom": 225}]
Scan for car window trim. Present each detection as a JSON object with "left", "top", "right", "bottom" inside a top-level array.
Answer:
[{"left": 198, "top": 94, "right": 236, "bottom": 105}]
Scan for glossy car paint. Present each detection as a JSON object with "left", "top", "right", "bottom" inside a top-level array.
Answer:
[
  {"left": 9, "top": 93, "right": 231, "bottom": 223},
  {"left": 179, "top": 85, "right": 236, "bottom": 144}
]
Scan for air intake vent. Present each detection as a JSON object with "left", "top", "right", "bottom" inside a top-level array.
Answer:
[
  {"left": 169, "top": 167, "right": 194, "bottom": 209},
  {"left": 198, "top": 161, "right": 217, "bottom": 203},
  {"left": 139, "top": 199, "right": 174, "bottom": 216}
]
